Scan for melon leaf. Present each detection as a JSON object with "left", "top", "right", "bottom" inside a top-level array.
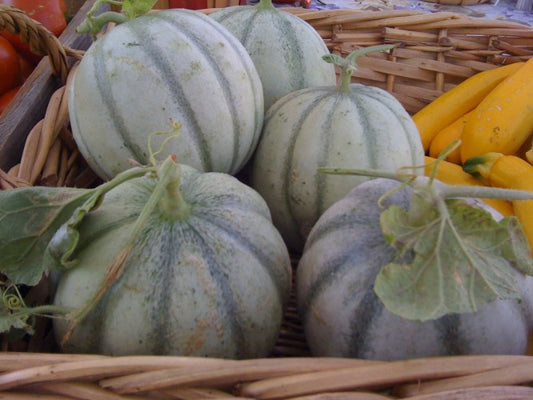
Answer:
[
  {"left": 43, "top": 164, "right": 157, "bottom": 271},
  {"left": 122, "top": 0, "right": 158, "bottom": 19},
  {"left": 376, "top": 193, "right": 533, "bottom": 321},
  {"left": 0, "top": 163, "right": 153, "bottom": 286},
  {"left": 0, "top": 307, "right": 34, "bottom": 336},
  {"left": 0, "top": 187, "right": 94, "bottom": 286}
]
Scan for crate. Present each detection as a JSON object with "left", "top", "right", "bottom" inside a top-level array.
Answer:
[{"left": 0, "top": 2, "right": 533, "bottom": 399}]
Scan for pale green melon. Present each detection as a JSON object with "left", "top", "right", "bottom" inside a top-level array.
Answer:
[
  {"left": 297, "top": 178, "right": 533, "bottom": 360},
  {"left": 210, "top": 0, "right": 336, "bottom": 112},
  {"left": 69, "top": 9, "right": 264, "bottom": 180},
  {"left": 53, "top": 164, "right": 291, "bottom": 358},
  {"left": 251, "top": 82, "right": 424, "bottom": 252}
]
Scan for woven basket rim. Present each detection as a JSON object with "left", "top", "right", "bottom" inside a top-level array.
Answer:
[{"left": 0, "top": 352, "right": 532, "bottom": 398}]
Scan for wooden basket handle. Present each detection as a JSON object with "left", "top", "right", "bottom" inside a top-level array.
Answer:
[{"left": 0, "top": 4, "right": 70, "bottom": 83}]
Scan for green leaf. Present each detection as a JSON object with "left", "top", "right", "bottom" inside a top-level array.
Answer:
[
  {"left": 0, "top": 306, "right": 33, "bottom": 335},
  {"left": 375, "top": 196, "right": 533, "bottom": 321},
  {"left": 43, "top": 190, "right": 106, "bottom": 271},
  {"left": 0, "top": 187, "right": 94, "bottom": 286},
  {"left": 322, "top": 54, "right": 345, "bottom": 66},
  {"left": 0, "top": 163, "right": 155, "bottom": 288},
  {"left": 43, "top": 165, "right": 155, "bottom": 271},
  {"left": 122, "top": 0, "right": 158, "bottom": 18},
  {"left": 499, "top": 217, "right": 533, "bottom": 276}
]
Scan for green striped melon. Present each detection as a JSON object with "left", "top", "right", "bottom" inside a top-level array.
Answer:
[
  {"left": 69, "top": 9, "right": 264, "bottom": 180},
  {"left": 251, "top": 82, "right": 424, "bottom": 252},
  {"left": 209, "top": 0, "right": 336, "bottom": 112},
  {"left": 297, "top": 178, "right": 533, "bottom": 360},
  {"left": 53, "top": 163, "right": 291, "bottom": 358}
]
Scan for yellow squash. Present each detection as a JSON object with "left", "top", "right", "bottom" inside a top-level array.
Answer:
[
  {"left": 424, "top": 156, "right": 513, "bottom": 217},
  {"left": 461, "top": 58, "right": 533, "bottom": 163},
  {"left": 463, "top": 153, "right": 533, "bottom": 255},
  {"left": 413, "top": 62, "right": 525, "bottom": 152},
  {"left": 525, "top": 137, "right": 533, "bottom": 164},
  {"left": 428, "top": 110, "right": 474, "bottom": 164}
]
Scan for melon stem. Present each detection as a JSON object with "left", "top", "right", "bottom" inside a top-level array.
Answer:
[
  {"left": 256, "top": 0, "right": 276, "bottom": 9},
  {"left": 157, "top": 157, "right": 191, "bottom": 220},
  {"left": 322, "top": 44, "right": 396, "bottom": 92}
]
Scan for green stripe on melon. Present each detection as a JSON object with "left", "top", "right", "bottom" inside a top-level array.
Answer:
[
  {"left": 251, "top": 83, "right": 424, "bottom": 252},
  {"left": 53, "top": 165, "right": 292, "bottom": 358},
  {"left": 210, "top": 0, "right": 336, "bottom": 112},
  {"left": 297, "top": 178, "right": 532, "bottom": 360},
  {"left": 69, "top": 9, "right": 264, "bottom": 180}
]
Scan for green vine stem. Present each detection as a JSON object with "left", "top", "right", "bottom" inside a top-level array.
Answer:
[
  {"left": 76, "top": 0, "right": 157, "bottom": 37},
  {"left": 157, "top": 157, "right": 191, "bottom": 220},
  {"left": 76, "top": 11, "right": 128, "bottom": 35},
  {"left": 318, "top": 162, "right": 533, "bottom": 227},
  {"left": 318, "top": 164, "right": 533, "bottom": 202},
  {"left": 1, "top": 283, "right": 73, "bottom": 335},
  {"left": 61, "top": 155, "right": 187, "bottom": 344},
  {"left": 45, "top": 164, "right": 158, "bottom": 270},
  {"left": 322, "top": 44, "right": 395, "bottom": 92}
]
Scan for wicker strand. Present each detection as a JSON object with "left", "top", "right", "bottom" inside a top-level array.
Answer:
[
  {"left": 0, "top": 4, "right": 70, "bottom": 82},
  {"left": 237, "top": 356, "right": 533, "bottom": 399},
  {"left": 395, "top": 359, "right": 533, "bottom": 397},
  {"left": 0, "top": 353, "right": 530, "bottom": 399},
  {"left": 0, "top": 61, "right": 98, "bottom": 190}
]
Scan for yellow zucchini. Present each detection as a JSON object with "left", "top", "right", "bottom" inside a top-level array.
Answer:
[
  {"left": 463, "top": 153, "right": 533, "bottom": 255},
  {"left": 413, "top": 62, "right": 525, "bottom": 152},
  {"left": 428, "top": 110, "right": 474, "bottom": 164},
  {"left": 460, "top": 58, "right": 533, "bottom": 163},
  {"left": 524, "top": 137, "right": 533, "bottom": 164},
  {"left": 424, "top": 156, "right": 514, "bottom": 217}
]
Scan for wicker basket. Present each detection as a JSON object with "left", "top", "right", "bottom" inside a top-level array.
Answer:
[
  {"left": 421, "top": 0, "right": 491, "bottom": 5},
  {"left": 1, "top": 1, "right": 533, "bottom": 398}
]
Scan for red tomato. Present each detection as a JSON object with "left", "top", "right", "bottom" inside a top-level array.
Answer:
[
  {"left": 0, "top": 35, "right": 20, "bottom": 95},
  {"left": 169, "top": 0, "right": 207, "bottom": 10},
  {"left": 0, "top": 85, "right": 20, "bottom": 115},
  {"left": 1, "top": 31, "right": 41, "bottom": 66},
  {"left": 17, "top": 52, "right": 34, "bottom": 81},
  {"left": 0, "top": 0, "right": 67, "bottom": 65},
  {"left": 0, "top": 1, "right": 67, "bottom": 36}
]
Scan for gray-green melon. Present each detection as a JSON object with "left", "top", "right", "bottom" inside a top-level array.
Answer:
[
  {"left": 251, "top": 80, "right": 424, "bottom": 252},
  {"left": 297, "top": 178, "right": 533, "bottom": 360},
  {"left": 69, "top": 9, "right": 264, "bottom": 180},
  {"left": 210, "top": 0, "right": 336, "bottom": 111},
  {"left": 53, "top": 163, "right": 291, "bottom": 358}
]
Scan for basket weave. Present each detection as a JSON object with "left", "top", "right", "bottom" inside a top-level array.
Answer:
[
  {"left": 282, "top": 8, "right": 533, "bottom": 114},
  {"left": 421, "top": 0, "right": 491, "bottom": 5},
  {"left": 1, "top": 2, "right": 533, "bottom": 399},
  {"left": 0, "top": 2, "right": 97, "bottom": 190}
]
